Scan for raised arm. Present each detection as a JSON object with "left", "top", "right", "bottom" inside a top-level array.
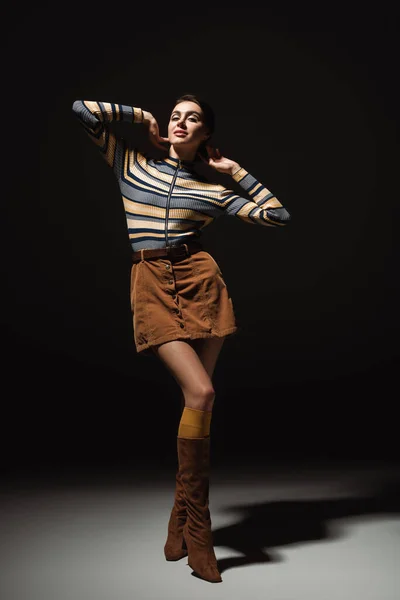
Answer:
[
  {"left": 201, "top": 146, "right": 291, "bottom": 227},
  {"left": 223, "top": 166, "right": 291, "bottom": 227},
  {"left": 72, "top": 100, "right": 143, "bottom": 168}
]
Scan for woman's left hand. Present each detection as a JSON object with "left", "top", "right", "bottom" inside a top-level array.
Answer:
[{"left": 199, "top": 146, "right": 240, "bottom": 176}]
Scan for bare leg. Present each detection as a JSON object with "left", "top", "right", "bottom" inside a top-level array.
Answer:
[
  {"left": 181, "top": 336, "right": 225, "bottom": 407},
  {"left": 154, "top": 337, "right": 226, "bottom": 410},
  {"left": 153, "top": 340, "right": 216, "bottom": 410},
  {"left": 190, "top": 336, "right": 225, "bottom": 380}
]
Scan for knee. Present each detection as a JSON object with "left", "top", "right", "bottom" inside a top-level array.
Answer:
[{"left": 185, "top": 385, "right": 216, "bottom": 411}]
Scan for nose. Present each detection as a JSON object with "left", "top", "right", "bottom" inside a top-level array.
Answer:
[{"left": 176, "top": 117, "right": 187, "bottom": 129}]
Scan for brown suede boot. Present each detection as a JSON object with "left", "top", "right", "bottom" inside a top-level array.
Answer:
[
  {"left": 178, "top": 436, "right": 222, "bottom": 583},
  {"left": 164, "top": 465, "right": 188, "bottom": 561}
]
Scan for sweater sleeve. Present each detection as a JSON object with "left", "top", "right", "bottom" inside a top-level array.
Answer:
[
  {"left": 71, "top": 100, "right": 143, "bottom": 168},
  {"left": 218, "top": 167, "right": 291, "bottom": 227}
]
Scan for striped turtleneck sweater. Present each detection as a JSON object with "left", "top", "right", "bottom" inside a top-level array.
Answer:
[{"left": 72, "top": 100, "right": 291, "bottom": 252}]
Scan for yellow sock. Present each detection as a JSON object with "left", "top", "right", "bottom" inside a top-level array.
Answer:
[
  {"left": 203, "top": 410, "right": 212, "bottom": 437},
  {"left": 178, "top": 407, "right": 211, "bottom": 438}
]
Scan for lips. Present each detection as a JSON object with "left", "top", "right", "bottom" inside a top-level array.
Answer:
[{"left": 174, "top": 130, "right": 187, "bottom": 137}]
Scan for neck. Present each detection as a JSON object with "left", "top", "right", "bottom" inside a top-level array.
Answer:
[{"left": 169, "top": 145, "right": 197, "bottom": 162}]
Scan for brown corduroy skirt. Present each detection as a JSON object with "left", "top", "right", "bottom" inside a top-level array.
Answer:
[{"left": 130, "top": 249, "right": 238, "bottom": 355}]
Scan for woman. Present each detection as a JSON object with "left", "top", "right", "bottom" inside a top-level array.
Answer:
[{"left": 72, "top": 94, "right": 291, "bottom": 583}]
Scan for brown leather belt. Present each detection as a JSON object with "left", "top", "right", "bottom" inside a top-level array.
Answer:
[{"left": 132, "top": 241, "right": 203, "bottom": 264}]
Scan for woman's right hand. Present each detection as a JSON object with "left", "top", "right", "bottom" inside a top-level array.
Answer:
[{"left": 142, "top": 110, "right": 169, "bottom": 150}]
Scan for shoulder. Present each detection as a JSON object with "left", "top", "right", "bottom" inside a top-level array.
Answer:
[
  {"left": 188, "top": 167, "right": 223, "bottom": 188},
  {"left": 191, "top": 169, "right": 209, "bottom": 184},
  {"left": 190, "top": 172, "right": 233, "bottom": 199},
  {"left": 129, "top": 147, "right": 157, "bottom": 166}
]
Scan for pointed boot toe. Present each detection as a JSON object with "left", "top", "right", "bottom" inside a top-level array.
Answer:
[{"left": 183, "top": 522, "right": 222, "bottom": 582}]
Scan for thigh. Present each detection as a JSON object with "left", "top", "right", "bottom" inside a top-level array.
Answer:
[
  {"left": 153, "top": 340, "right": 214, "bottom": 398},
  {"left": 190, "top": 336, "right": 225, "bottom": 380}
]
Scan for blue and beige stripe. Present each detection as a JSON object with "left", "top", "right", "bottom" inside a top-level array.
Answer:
[{"left": 72, "top": 100, "right": 291, "bottom": 250}]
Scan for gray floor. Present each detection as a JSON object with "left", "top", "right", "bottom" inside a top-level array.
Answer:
[{"left": 1, "top": 459, "right": 399, "bottom": 600}]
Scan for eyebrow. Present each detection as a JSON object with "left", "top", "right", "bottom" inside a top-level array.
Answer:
[{"left": 171, "top": 110, "right": 201, "bottom": 117}]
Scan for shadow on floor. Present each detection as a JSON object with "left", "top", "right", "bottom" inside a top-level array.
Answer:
[{"left": 211, "top": 477, "right": 400, "bottom": 574}]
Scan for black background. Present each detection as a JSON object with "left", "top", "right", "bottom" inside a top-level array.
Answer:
[{"left": 3, "top": 4, "right": 399, "bottom": 477}]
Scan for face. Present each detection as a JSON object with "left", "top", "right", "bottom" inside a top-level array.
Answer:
[{"left": 168, "top": 101, "right": 209, "bottom": 151}]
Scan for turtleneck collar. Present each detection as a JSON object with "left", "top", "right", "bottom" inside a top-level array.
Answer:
[{"left": 162, "top": 154, "right": 197, "bottom": 169}]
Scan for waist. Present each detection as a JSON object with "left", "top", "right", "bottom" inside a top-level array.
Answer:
[{"left": 132, "top": 241, "right": 203, "bottom": 264}]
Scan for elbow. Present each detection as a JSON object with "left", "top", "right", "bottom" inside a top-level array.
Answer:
[
  {"left": 72, "top": 100, "right": 87, "bottom": 122},
  {"left": 72, "top": 99, "right": 82, "bottom": 115},
  {"left": 71, "top": 100, "right": 99, "bottom": 129},
  {"left": 266, "top": 207, "right": 291, "bottom": 225}
]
